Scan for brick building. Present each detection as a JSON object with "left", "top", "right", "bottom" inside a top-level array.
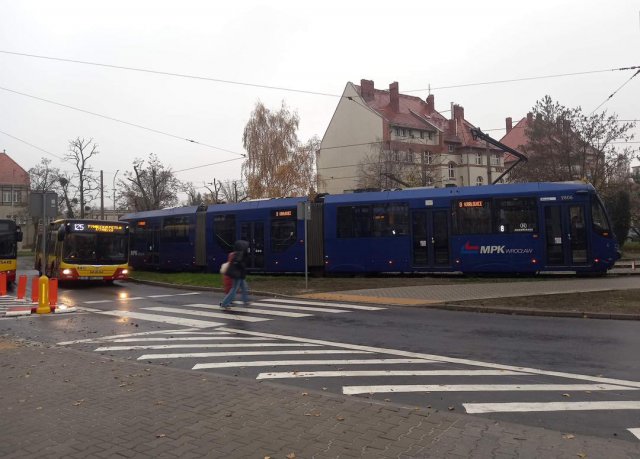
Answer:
[
  {"left": 0, "top": 150, "right": 30, "bottom": 247},
  {"left": 317, "top": 79, "right": 504, "bottom": 194}
]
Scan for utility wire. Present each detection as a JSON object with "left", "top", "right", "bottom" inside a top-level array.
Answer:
[
  {"left": 0, "top": 50, "right": 340, "bottom": 98},
  {"left": 0, "top": 85, "right": 245, "bottom": 157},
  {"left": 2, "top": 50, "right": 638, "bottom": 95},
  {"left": 0, "top": 128, "right": 64, "bottom": 160},
  {"left": 591, "top": 69, "right": 640, "bottom": 113},
  {"left": 174, "top": 157, "right": 244, "bottom": 173}
]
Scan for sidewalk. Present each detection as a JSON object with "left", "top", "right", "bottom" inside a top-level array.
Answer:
[{"left": 1, "top": 337, "right": 638, "bottom": 458}]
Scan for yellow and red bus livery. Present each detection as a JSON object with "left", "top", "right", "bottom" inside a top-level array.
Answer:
[
  {"left": 0, "top": 219, "right": 22, "bottom": 284},
  {"left": 36, "top": 219, "right": 130, "bottom": 282}
]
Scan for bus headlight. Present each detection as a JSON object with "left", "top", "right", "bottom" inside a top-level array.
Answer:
[
  {"left": 62, "top": 269, "right": 72, "bottom": 275},
  {"left": 121, "top": 269, "right": 129, "bottom": 275}
]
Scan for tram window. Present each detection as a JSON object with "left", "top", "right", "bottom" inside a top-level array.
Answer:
[
  {"left": 337, "top": 205, "right": 372, "bottom": 238},
  {"left": 214, "top": 214, "right": 236, "bottom": 252},
  {"left": 161, "top": 216, "right": 191, "bottom": 242},
  {"left": 271, "top": 219, "right": 297, "bottom": 253},
  {"left": 591, "top": 198, "right": 612, "bottom": 237},
  {"left": 373, "top": 203, "right": 408, "bottom": 236},
  {"left": 494, "top": 197, "right": 537, "bottom": 233},
  {"left": 453, "top": 200, "right": 492, "bottom": 234}
]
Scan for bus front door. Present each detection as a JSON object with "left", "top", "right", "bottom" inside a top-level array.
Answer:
[
  {"left": 411, "top": 210, "right": 450, "bottom": 269},
  {"left": 240, "top": 222, "right": 265, "bottom": 270},
  {"left": 543, "top": 204, "right": 589, "bottom": 267}
]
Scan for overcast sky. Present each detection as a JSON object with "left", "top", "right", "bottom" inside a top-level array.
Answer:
[{"left": 1, "top": 0, "right": 639, "bottom": 206}]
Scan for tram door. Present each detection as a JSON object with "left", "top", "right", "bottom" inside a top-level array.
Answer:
[
  {"left": 543, "top": 204, "right": 589, "bottom": 267},
  {"left": 240, "top": 222, "right": 265, "bottom": 270},
  {"left": 411, "top": 210, "right": 450, "bottom": 268}
]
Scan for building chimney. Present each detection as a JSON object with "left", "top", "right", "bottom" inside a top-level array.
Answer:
[
  {"left": 527, "top": 112, "right": 533, "bottom": 125},
  {"left": 452, "top": 104, "right": 464, "bottom": 121},
  {"left": 426, "top": 94, "right": 434, "bottom": 113},
  {"left": 389, "top": 82, "right": 399, "bottom": 112},
  {"left": 360, "top": 79, "right": 374, "bottom": 101},
  {"left": 505, "top": 117, "right": 513, "bottom": 133}
]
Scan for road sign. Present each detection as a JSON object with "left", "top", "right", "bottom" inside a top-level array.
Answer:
[{"left": 29, "top": 192, "right": 58, "bottom": 218}]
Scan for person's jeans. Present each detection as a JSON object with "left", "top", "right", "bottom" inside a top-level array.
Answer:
[{"left": 220, "top": 278, "right": 249, "bottom": 307}]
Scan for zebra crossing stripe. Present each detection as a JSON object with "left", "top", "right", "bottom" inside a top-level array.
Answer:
[
  {"left": 97, "top": 310, "right": 224, "bottom": 328},
  {"left": 193, "top": 358, "right": 435, "bottom": 370},
  {"left": 247, "top": 302, "right": 350, "bottom": 314},
  {"left": 256, "top": 370, "right": 528, "bottom": 379},
  {"left": 268, "top": 298, "right": 384, "bottom": 311},
  {"left": 185, "top": 303, "right": 311, "bottom": 318},
  {"left": 95, "top": 342, "right": 321, "bottom": 351},
  {"left": 463, "top": 401, "right": 640, "bottom": 414},
  {"left": 143, "top": 306, "right": 270, "bottom": 322},
  {"left": 139, "top": 349, "right": 370, "bottom": 360},
  {"left": 628, "top": 428, "right": 640, "bottom": 440},
  {"left": 109, "top": 336, "right": 270, "bottom": 342},
  {"left": 342, "top": 383, "right": 636, "bottom": 395}
]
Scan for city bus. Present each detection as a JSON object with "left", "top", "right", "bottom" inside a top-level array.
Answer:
[
  {"left": 36, "top": 219, "right": 130, "bottom": 282},
  {"left": 0, "top": 219, "right": 23, "bottom": 284}
]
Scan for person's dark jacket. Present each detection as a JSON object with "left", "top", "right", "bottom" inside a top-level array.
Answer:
[{"left": 227, "top": 240, "right": 249, "bottom": 279}]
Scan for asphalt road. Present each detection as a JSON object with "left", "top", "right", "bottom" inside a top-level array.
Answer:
[{"left": 2, "top": 279, "right": 640, "bottom": 444}]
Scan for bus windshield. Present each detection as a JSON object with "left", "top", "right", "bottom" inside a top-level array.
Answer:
[
  {"left": 63, "top": 233, "right": 128, "bottom": 264},
  {"left": 0, "top": 233, "right": 16, "bottom": 258}
]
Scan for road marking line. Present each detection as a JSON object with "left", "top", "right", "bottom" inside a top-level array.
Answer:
[
  {"left": 267, "top": 298, "right": 384, "bottom": 311},
  {"left": 147, "top": 294, "right": 174, "bottom": 298},
  {"left": 139, "top": 349, "right": 369, "bottom": 360},
  {"left": 84, "top": 300, "right": 112, "bottom": 304},
  {"left": 193, "top": 358, "right": 436, "bottom": 370},
  {"left": 97, "top": 310, "right": 224, "bottom": 328},
  {"left": 119, "top": 297, "right": 145, "bottom": 300},
  {"left": 176, "top": 292, "right": 201, "bottom": 296},
  {"left": 57, "top": 329, "right": 205, "bottom": 345},
  {"left": 76, "top": 306, "right": 102, "bottom": 313},
  {"left": 110, "top": 336, "right": 271, "bottom": 342},
  {"left": 463, "top": 401, "right": 640, "bottom": 414},
  {"left": 246, "top": 302, "right": 349, "bottom": 314},
  {"left": 628, "top": 428, "right": 640, "bottom": 440},
  {"left": 185, "top": 303, "right": 311, "bottom": 318},
  {"left": 218, "top": 328, "right": 640, "bottom": 389},
  {"left": 256, "top": 370, "right": 528, "bottom": 379},
  {"left": 143, "top": 306, "right": 270, "bottom": 322},
  {"left": 342, "top": 383, "right": 635, "bottom": 395},
  {"left": 96, "top": 343, "right": 321, "bottom": 351}
]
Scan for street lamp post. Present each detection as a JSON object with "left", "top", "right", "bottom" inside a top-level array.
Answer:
[{"left": 113, "top": 170, "right": 119, "bottom": 219}]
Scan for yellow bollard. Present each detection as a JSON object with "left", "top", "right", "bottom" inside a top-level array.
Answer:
[{"left": 36, "top": 275, "right": 51, "bottom": 314}]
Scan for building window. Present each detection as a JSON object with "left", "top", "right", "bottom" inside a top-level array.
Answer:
[
  {"left": 476, "top": 176, "right": 483, "bottom": 186},
  {"left": 394, "top": 127, "right": 400, "bottom": 136},
  {"left": 448, "top": 145, "right": 454, "bottom": 153},
  {"left": 475, "top": 152, "right": 482, "bottom": 165},
  {"left": 448, "top": 162, "right": 456, "bottom": 179},
  {"left": 425, "top": 176, "right": 434, "bottom": 186},
  {"left": 393, "top": 150, "right": 399, "bottom": 161},
  {"left": 424, "top": 151, "right": 433, "bottom": 165},
  {"left": 13, "top": 191, "right": 21, "bottom": 203},
  {"left": 428, "top": 132, "right": 433, "bottom": 140},
  {"left": 2, "top": 191, "right": 11, "bottom": 203},
  {"left": 492, "top": 154, "right": 501, "bottom": 165},
  {"left": 406, "top": 150, "right": 414, "bottom": 163},
  {"left": 420, "top": 131, "right": 425, "bottom": 139}
]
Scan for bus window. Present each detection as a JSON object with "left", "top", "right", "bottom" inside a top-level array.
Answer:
[
  {"left": 494, "top": 197, "right": 537, "bottom": 233},
  {"left": 453, "top": 199, "right": 492, "bottom": 234}
]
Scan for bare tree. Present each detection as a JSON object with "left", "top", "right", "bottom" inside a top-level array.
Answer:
[
  {"left": 65, "top": 137, "right": 100, "bottom": 218},
  {"left": 57, "top": 173, "right": 77, "bottom": 218},
  {"left": 219, "top": 179, "right": 247, "bottom": 203},
  {"left": 28, "top": 158, "right": 63, "bottom": 248},
  {"left": 242, "top": 101, "right": 318, "bottom": 198},
  {"left": 511, "top": 96, "right": 637, "bottom": 193},
  {"left": 121, "top": 153, "right": 182, "bottom": 211}
]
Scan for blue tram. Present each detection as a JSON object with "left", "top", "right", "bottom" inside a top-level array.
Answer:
[{"left": 120, "top": 182, "right": 620, "bottom": 275}]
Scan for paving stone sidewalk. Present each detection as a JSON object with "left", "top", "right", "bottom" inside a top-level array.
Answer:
[{"left": 1, "top": 338, "right": 638, "bottom": 458}]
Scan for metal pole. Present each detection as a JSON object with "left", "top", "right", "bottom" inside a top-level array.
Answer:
[
  {"left": 100, "top": 170, "right": 104, "bottom": 219},
  {"left": 304, "top": 202, "right": 308, "bottom": 290},
  {"left": 41, "top": 193, "right": 46, "bottom": 276},
  {"left": 113, "top": 170, "right": 119, "bottom": 219}
]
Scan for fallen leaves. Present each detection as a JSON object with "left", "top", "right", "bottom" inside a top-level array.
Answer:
[
  {"left": 562, "top": 433, "right": 575, "bottom": 440},
  {"left": 73, "top": 399, "right": 85, "bottom": 406}
]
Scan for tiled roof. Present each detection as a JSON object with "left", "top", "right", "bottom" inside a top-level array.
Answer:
[
  {"left": 355, "top": 84, "right": 500, "bottom": 151},
  {"left": 500, "top": 117, "right": 529, "bottom": 163},
  {"left": 0, "top": 152, "right": 30, "bottom": 186}
]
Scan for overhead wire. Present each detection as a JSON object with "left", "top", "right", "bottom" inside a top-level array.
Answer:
[
  {"left": 0, "top": 85, "right": 245, "bottom": 157},
  {"left": 591, "top": 69, "right": 640, "bottom": 113}
]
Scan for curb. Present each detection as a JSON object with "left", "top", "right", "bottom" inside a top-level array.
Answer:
[{"left": 126, "top": 278, "right": 640, "bottom": 321}]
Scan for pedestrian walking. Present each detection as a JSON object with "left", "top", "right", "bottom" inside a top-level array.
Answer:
[
  {"left": 221, "top": 251, "right": 234, "bottom": 294},
  {"left": 220, "top": 240, "right": 250, "bottom": 307}
]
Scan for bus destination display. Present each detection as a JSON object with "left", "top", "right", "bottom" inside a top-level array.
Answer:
[{"left": 69, "top": 223, "right": 127, "bottom": 233}]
